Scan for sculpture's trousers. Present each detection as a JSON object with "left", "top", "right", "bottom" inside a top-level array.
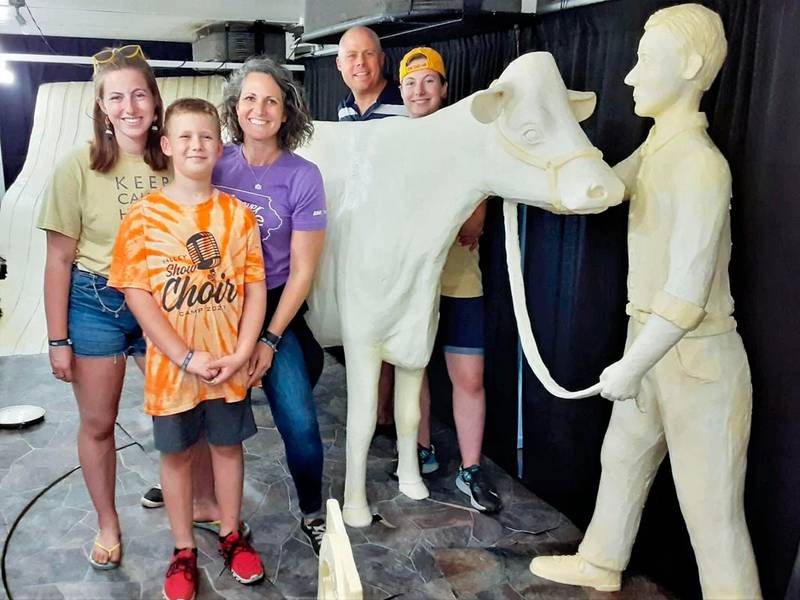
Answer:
[{"left": 579, "top": 319, "right": 762, "bottom": 599}]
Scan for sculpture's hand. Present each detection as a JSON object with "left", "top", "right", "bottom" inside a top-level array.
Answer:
[{"left": 599, "top": 358, "right": 643, "bottom": 402}]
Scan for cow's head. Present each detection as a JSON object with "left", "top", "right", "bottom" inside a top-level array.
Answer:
[{"left": 470, "top": 53, "right": 623, "bottom": 214}]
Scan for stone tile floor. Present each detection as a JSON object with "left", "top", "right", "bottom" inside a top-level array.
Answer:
[{"left": 0, "top": 353, "right": 674, "bottom": 600}]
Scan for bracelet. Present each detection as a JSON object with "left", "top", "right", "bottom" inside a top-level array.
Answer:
[
  {"left": 180, "top": 349, "right": 194, "bottom": 371},
  {"left": 259, "top": 331, "right": 281, "bottom": 352},
  {"left": 48, "top": 338, "right": 72, "bottom": 347}
]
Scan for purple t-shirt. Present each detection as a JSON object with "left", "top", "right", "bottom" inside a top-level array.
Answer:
[{"left": 212, "top": 144, "right": 327, "bottom": 289}]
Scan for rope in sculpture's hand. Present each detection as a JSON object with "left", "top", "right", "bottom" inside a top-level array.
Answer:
[{"left": 503, "top": 200, "right": 602, "bottom": 399}]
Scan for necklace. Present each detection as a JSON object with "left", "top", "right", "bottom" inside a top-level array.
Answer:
[{"left": 241, "top": 146, "right": 281, "bottom": 191}]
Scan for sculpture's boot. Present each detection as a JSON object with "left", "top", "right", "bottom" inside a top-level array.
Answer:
[{"left": 529, "top": 554, "right": 621, "bottom": 592}]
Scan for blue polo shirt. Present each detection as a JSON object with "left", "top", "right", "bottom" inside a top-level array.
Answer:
[{"left": 337, "top": 80, "right": 408, "bottom": 121}]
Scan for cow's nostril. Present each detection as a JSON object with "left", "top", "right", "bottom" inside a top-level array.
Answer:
[{"left": 586, "top": 184, "right": 607, "bottom": 201}]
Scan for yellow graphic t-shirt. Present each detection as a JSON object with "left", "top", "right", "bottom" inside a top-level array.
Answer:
[
  {"left": 440, "top": 242, "right": 482, "bottom": 298},
  {"left": 108, "top": 190, "right": 265, "bottom": 416},
  {"left": 37, "top": 146, "right": 171, "bottom": 276}
]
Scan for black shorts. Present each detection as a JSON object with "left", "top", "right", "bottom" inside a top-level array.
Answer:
[
  {"left": 152, "top": 397, "right": 257, "bottom": 454},
  {"left": 437, "top": 296, "right": 485, "bottom": 355}
]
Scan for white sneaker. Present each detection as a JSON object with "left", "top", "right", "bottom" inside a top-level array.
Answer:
[{"left": 529, "top": 554, "right": 621, "bottom": 592}]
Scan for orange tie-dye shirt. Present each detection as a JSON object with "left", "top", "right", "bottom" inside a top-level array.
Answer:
[{"left": 108, "top": 189, "right": 265, "bottom": 416}]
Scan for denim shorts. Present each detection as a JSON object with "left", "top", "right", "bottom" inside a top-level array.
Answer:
[
  {"left": 437, "top": 295, "right": 485, "bottom": 355},
  {"left": 152, "top": 397, "right": 257, "bottom": 454},
  {"left": 68, "top": 268, "right": 146, "bottom": 357}
]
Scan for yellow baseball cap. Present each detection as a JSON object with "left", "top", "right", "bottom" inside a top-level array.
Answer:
[{"left": 399, "top": 47, "right": 446, "bottom": 81}]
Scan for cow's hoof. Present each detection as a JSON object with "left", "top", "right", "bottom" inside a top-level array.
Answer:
[
  {"left": 399, "top": 479, "right": 429, "bottom": 500},
  {"left": 342, "top": 504, "right": 372, "bottom": 528}
]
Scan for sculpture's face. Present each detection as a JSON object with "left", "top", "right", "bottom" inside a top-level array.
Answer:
[
  {"left": 624, "top": 26, "right": 690, "bottom": 118},
  {"left": 400, "top": 66, "right": 447, "bottom": 118},
  {"left": 336, "top": 29, "right": 385, "bottom": 96}
]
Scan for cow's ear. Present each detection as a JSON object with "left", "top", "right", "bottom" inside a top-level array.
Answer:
[
  {"left": 471, "top": 82, "right": 510, "bottom": 124},
  {"left": 568, "top": 90, "right": 597, "bottom": 123}
]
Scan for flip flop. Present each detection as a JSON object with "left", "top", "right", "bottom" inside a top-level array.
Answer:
[
  {"left": 192, "top": 519, "right": 251, "bottom": 539},
  {"left": 89, "top": 538, "right": 121, "bottom": 570}
]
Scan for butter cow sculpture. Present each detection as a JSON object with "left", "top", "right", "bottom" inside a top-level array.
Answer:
[
  {"left": 530, "top": 5, "right": 762, "bottom": 598},
  {"left": 296, "top": 51, "right": 625, "bottom": 527}
]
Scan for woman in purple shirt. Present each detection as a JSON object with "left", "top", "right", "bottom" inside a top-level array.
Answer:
[{"left": 206, "top": 56, "right": 328, "bottom": 554}]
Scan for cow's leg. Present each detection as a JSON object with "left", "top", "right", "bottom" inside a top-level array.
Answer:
[
  {"left": 342, "top": 342, "right": 381, "bottom": 528},
  {"left": 394, "top": 366, "right": 429, "bottom": 500}
]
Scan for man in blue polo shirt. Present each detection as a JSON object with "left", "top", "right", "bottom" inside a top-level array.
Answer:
[{"left": 336, "top": 26, "right": 407, "bottom": 121}]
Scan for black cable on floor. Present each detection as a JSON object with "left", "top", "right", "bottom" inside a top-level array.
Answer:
[{"left": 1, "top": 437, "right": 144, "bottom": 600}]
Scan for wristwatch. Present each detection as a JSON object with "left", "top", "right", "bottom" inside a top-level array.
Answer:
[{"left": 259, "top": 331, "right": 282, "bottom": 352}]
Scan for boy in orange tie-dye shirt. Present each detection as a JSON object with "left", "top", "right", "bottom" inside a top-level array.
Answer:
[{"left": 109, "top": 98, "right": 266, "bottom": 600}]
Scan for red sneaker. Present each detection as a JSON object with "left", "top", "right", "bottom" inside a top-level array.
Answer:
[
  {"left": 163, "top": 547, "right": 198, "bottom": 600},
  {"left": 219, "top": 531, "right": 264, "bottom": 585}
]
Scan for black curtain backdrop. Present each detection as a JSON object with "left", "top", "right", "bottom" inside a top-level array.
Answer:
[{"left": 0, "top": 35, "right": 193, "bottom": 190}]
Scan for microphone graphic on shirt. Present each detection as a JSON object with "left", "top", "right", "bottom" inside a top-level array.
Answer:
[{"left": 186, "top": 231, "right": 220, "bottom": 280}]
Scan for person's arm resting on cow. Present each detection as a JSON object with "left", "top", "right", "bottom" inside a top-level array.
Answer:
[
  {"left": 457, "top": 200, "right": 487, "bottom": 251},
  {"left": 247, "top": 229, "right": 325, "bottom": 384},
  {"left": 600, "top": 148, "right": 731, "bottom": 401}
]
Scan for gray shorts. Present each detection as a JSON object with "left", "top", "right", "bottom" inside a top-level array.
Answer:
[{"left": 152, "top": 397, "right": 257, "bottom": 454}]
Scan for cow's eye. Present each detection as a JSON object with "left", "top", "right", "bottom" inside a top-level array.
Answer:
[{"left": 523, "top": 128, "right": 542, "bottom": 145}]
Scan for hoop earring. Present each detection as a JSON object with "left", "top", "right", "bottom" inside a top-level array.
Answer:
[{"left": 104, "top": 117, "right": 113, "bottom": 138}]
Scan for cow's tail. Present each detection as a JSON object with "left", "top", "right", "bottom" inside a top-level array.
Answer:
[{"left": 503, "top": 200, "right": 602, "bottom": 399}]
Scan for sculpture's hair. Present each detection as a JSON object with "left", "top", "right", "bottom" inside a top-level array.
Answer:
[
  {"left": 337, "top": 26, "right": 383, "bottom": 57},
  {"left": 163, "top": 97, "right": 221, "bottom": 138},
  {"left": 645, "top": 3, "right": 727, "bottom": 91},
  {"left": 220, "top": 56, "right": 314, "bottom": 151},
  {"left": 90, "top": 48, "right": 167, "bottom": 173}
]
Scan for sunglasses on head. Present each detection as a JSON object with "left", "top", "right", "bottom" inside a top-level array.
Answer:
[{"left": 92, "top": 45, "right": 145, "bottom": 71}]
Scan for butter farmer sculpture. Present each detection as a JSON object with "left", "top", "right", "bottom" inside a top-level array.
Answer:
[{"left": 530, "top": 5, "right": 762, "bottom": 598}]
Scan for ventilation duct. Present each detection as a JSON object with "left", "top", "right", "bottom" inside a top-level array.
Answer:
[{"left": 302, "top": 0, "right": 522, "bottom": 42}]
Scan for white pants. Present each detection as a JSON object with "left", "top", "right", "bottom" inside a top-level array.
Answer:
[{"left": 579, "top": 319, "right": 762, "bottom": 599}]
